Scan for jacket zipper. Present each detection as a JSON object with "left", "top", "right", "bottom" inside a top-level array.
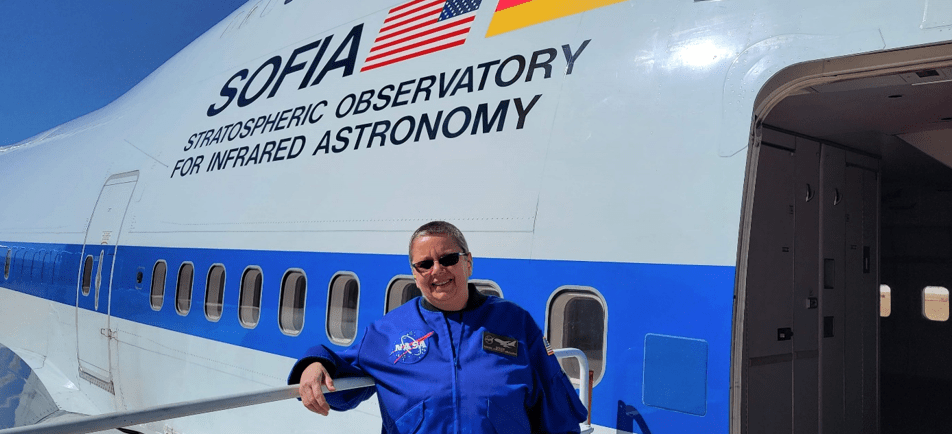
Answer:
[{"left": 443, "top": 313, "right": 464, "bottom": 433}]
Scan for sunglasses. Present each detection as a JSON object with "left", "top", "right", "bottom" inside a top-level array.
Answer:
[{"left": 412, "top": 252, "right": 468, "bottom": 271}]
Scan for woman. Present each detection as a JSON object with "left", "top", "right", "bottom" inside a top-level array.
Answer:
[{"left": 288, "top": 221, "right": 587, "bottom": 433}]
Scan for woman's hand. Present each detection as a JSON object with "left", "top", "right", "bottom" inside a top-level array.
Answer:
[{"left": 299, "top": 362, "right": 337, "bottom": 416}]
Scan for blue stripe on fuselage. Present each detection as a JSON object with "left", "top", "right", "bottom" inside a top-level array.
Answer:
[{"left": 0, "top": 240, "right": 734, "bottom": 433}]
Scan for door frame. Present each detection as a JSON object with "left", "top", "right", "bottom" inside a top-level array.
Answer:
[
  {"left": 75, "top": 171, "right": 139, "bottom": 394},
  {"left": 731, "top": 43, "right": 952, "bottom": 433}
]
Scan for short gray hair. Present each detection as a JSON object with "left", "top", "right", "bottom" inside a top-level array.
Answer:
[{"left": 408, "top": 221, "right": 469, "bottom": 259}]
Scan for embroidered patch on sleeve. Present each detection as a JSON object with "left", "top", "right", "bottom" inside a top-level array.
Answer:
[
  {"left": 543, "top": 337, "right": 555, "bottom": 356},
  {"left": 482, "top": 331, "right": 518, "bottom": 357}
]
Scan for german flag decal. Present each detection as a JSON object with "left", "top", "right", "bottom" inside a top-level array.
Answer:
[{"left": 486, "top": 0, "right": 627, "bottom": 37}]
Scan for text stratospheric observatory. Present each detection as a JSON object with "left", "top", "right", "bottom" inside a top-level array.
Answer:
[{"left": 169, "top": 23, "right": 591, "bottom": 179}]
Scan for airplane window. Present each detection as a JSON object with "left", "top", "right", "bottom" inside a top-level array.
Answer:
[
  {"left": 239, "top": 267, "right": 263, "bottom": 328},
  {"left": 11, "top": 249, "right": 21, "bottom": 280},
  {"left": 25, "top": 250, "right": 36, "bottom": 282},
  {"left": 13, "top": 249, "right": 26, "bottom": 280},
  {"left": 151, "top": 260, "right": 167, "bottom": 310},
  {"left": 327, "top": 273, "right": 359, "bottom": 345},
  {"left": 205, "top": 264, "right": 226, "bottom": 322},
  {"left": 10, "top": 249, "right": 26, "bottom": 278},
  {"left": 279, "top": 270, "right": 307, "bottom": 335},
  {"left": 472, "top": 279, "right": 503, "bottom": 298},
  {"left": 880, "top": 284, "right": 891, "bottom": 317},
  {"left": 384, "top": 277, "right": 419, "bottom": 313},
  {"left": 176, "top": 263, "right": 195, "bottom": 315},
  {"left": 135, "top": 267, "right": 144, "bottom": 289},
  {"left": 22, "top": 250, "right": 31, "bottom": 281},
  {"left": 3, "top": 249, "right": 10, "bottom": 280},
  {"left": 81, "top": 255, "right": 94, "bottom": 296},
  {"left": 547, "top": 286, "right": 607, "bottom": 386},
  {"left": 42, "top": 252, "right": 53, "bottom": 283},
  {"left": 32, "top": 251, "right": 44, "bottom": 282},
  {"left": 54, "top": 253, "right": 66, "bottom": 284},
  {"left": 922, "top": 286, "right": 949, "bottom": 321}
]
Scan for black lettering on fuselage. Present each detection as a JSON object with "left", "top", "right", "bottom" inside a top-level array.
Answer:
[
  {"left": 513, "top": 94, "right": 542, "bottom": 129},
  {"left": 561, "top": 39, "right": 590, "bottom": 75},
  {"left": 527, "top": 48, "right": 557, "bottom": 81},
  {"left": 206, "top": 24, "right": 363, "bottom": 117},
  {"left": 238, "top": 56, "right": 282, "bottom": 107}
]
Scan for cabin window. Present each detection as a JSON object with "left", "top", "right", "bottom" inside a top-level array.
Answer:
[
  {"left": 547, "top": 286, "right": 608, "bottom": 386},
  {"left": 176, "top": 263, "right": 195, "bottom": 315},
  {"left": 239, "top": 267, "right": 263, "bottom": 328},
  {"left": 81, "top": 255, "right": 94, "bottom": 296},
  {"left": 880, "top": 285, "right": 891, "bottom": 317},
  {"left": 42, "top": 252, "right": 53, "bottom": 283},
  {"left": 54, "top": 252, "right": 67, "bottom": 285},
  {"left": 385, "top": 277, "right": 420, "bottom": 313},
  {"left": 135, "top": 265, "right": 145, "bottom": 290},
  {"left": 279, "top": 269, "right": 307, "bottom": 335},
  {"left": 327, "top": 273, "right": 359, "bottom": 345},
  {"left": 205, "top": 264, "right": 226, "bottom": 322},
  {"left": 25, "top": 250, "right": 36, "bottom": 282},
  {"left": 151, "top": 260, "right": 167, "bottom": 310},
  {"left": 922, "top": 286, "right": 949, "bottom": 321},
  {"left": 31, "top": 250, "right": 44, "bottom": 281},
  {"left": 23, "top": 250, "right": 32, "bottom": 281},
  {"left": 12, "top": 249, "right": 25, "bottom": 280},
  {"left": 33, "top": 250, "right": 42, "bottom": 282},
  {"left": 3, "top": 249, "right": 10, "bottom": 280},
  {"left": 472, "top": 279, "right": 503, "bottom": 298}
]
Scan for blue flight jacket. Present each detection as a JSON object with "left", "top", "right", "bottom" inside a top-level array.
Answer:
[{"left": 288, "top": 284, "right": 588, "bottom": 434}]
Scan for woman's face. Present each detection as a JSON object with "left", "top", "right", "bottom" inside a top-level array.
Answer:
[{"left": 410, "top": 234, "right": 472, "bottom": 311}]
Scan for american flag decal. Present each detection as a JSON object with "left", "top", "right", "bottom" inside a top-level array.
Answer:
[
  {"left": 361, "top": 0, "right": 482, "bottom": 72},
  {"left": 543, "top": 337, "right": 554, "bottom": 356}
]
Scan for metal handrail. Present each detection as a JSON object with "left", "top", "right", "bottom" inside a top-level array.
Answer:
[
  {"left": 0, "top": 350, "right": 592, "bottom": 434},
  {"left": 553, "top": 348, "right": 594, "bottom": 434},
  {"left": 0, "top": 378, "right": 373, "bottom": 434}
]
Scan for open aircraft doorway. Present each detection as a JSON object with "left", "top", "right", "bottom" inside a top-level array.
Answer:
[{"left": 736, "top": 44, "right": 952, "bottom": 434}]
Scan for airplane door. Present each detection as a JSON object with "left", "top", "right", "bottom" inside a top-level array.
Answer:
[
  {"left": 76, "top": 171, "right": 138, "bottom": 393},
  {"left": 741, "top": 128, "right": 879, "bottom": 434}
]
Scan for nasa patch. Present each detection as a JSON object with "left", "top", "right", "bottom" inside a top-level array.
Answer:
[{"left": 390, "top": 330, "right": 434, "bottom": 364}]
